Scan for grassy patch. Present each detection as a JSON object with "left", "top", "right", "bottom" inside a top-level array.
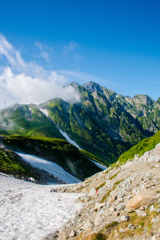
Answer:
[
  {"left": 118, "top": 130, "right": 160, "bottom": 166},
  {"left": 96, "top": 182, "right": 106, "bottom": 190},
  {"left": 100, "top": 192, "right": 110, "bottom": 203},
  {"left": 80, "top": 149, "right": 109, "bottom": 166},
  {"left": 0, "top": 147, "right": 35, "bottom": 178},
  {"left": 105, "top": 221, "right": 118, "bottom": 229},
  {"left": 109, "top": 171, "right": 120, "bottom": 180},
  {"left": 91, "top": 232, "right": 107, "bottom": 240}
]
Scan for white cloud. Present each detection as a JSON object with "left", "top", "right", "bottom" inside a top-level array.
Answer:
[
  {"left": 0, "top": 35, "right": 81, "bottom": 109},
  {"left": 0, "top": 67, "right": 80, "bottom": 109},
  {"left": 63, "top": 41, "right": 79, "bottom": 53},
  {"left": 0, "top": 34, "right": 27, "bottom": 69},
  {"left": 63, "top": 41, "right": 81, "bottom": 58},
  {"left": 73, "top": 53, "right": 82, "bottom": 61},
  {"left": 35, "top": 42, "right": 51, "bottom": 62}
]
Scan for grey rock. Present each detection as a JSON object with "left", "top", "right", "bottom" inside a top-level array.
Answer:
[
  {"left": 43, "top": 231, "right": 59, "bottom": 240},
  {"left": 120, "top": 228, "right": 126, "bottom": 233},
  {"left": 128, "top": 223, "right": 133, "bottom": 228},
  {"left": 150, "top": 205, "right": 155, "bottom": 212},
  {"left": 29, "top": 177, "right": 35, "bottom": 183},
  {"left": 81, "top": 221, "right": 93, "bottom": 231},
  {"left": 151, "top": 217, "right": 159, "bottom": 223},
  {"left": 148, "top": 156, "right": 160, "bottom": 163},
  {"left": 86, "top": 196, "right": 91, "bottom": 202},
  {"left": 94, "top": 216, "right": 103, "bottom": 226},
  {"left": 135, "top": 210, "right": 147, "bottom": 217},
  {"left": 119, "top": 215, "right": 130, "bottom": 222},
  {"left": 94, "top": 202, "right": 105, "bottom": 211},
  {"left": 88, "top": 188, "right": 96, "bottom": 197},
  {"left": 69, "top": 230, "right": 76, "bottom": 237},
  {"left": 116, "top": 203, "right": 125, "bottom": 211}
]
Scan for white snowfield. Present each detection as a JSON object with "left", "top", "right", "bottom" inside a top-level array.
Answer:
[
  {"left": 17, "top": 152, "right": 81, "bottom": 184},
  {"left": 39, "top": 108, "right": 49, "bottom": 117},
  {"left": 0, "top": 174, "right": 82, "bottom": 240}
]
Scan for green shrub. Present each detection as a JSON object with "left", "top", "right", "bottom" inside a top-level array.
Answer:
[
  {"left": 92, "top": 232, "right": 107, "bottom": 240},
  {"left": 105, "top": 221, "right": 118, "bottom": 229}
]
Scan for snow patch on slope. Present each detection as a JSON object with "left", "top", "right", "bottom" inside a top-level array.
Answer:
[
  {"left": 39, "top": 108, "right": 53, "bottom": 122},
  {"left": 125, "top": 98, "right": 133, "bottom": 105},
  {"left": 17, "top": 152, "right": 81, "bottom": 184},
  {"left": 0, "top": 174, "right": 82, "bottom": 240},
  {"left": 57, "top": 127, "right": 81, "bottom": 149},
  {"left": 90, "top": 159, "right": 107, "bottom": 170},
  {"left": 39, "top": 108, "right": 49, "bottom": 117}
]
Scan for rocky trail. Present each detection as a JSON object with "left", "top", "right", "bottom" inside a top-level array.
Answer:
[{"left": 48, "top": 143, "right": 160, "bottom": 240}]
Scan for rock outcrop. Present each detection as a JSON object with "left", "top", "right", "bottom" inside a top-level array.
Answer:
[{"left": 126, "top": 190, "right": 157, "bottom": 212}]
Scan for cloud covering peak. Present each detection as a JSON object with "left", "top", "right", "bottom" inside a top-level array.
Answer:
[{"left": 0, "top": 35, "right": 80, "bottom": 109}]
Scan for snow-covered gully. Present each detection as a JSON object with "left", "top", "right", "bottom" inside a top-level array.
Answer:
[
  {"left": 39, "top": 108, "right": 81, "bottom": 149},
  {"left": 57, "top": 127, "right": 81, "bottom": 149},
  {"left": 0, "top": 174, "right": 82, "bottom": 240}
]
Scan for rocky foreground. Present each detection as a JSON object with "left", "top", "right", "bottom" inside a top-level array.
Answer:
[{"left": 46, "top": 143, "right": 160, "bottom": 240}]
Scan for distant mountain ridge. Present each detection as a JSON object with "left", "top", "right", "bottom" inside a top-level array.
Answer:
[{"left": 0, "top": 81, "right": 159, "bottom": 163}]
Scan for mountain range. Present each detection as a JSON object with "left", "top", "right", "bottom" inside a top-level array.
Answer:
[{"left": 0, "top": 81, "right": 159, "bottom": 165}]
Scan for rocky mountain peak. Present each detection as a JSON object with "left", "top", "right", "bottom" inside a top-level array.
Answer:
[
  {"left": 67, "top": 81, "right": 80, "bottom": 90},
  {"left": 133, "top": 94, "right": 154, "bottom": 106},
  {"left": 157, "top": 97, "right": 160, "bottom": 104},
  {"left": 82, "top": 81, "right": 103, "bottom": 93}
]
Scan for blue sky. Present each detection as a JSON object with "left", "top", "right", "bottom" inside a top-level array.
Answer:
[{"left": 0, "top": 0, "right": 160, "bottom": 108}]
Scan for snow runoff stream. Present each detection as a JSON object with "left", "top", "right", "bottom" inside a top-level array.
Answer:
[{"left": 0, "top": 173, "right": 82, "bottom": 240}]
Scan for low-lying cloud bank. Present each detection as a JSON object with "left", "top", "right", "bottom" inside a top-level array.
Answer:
[{"left": 0, "top": 34, "right": 80, "bottom": 109}]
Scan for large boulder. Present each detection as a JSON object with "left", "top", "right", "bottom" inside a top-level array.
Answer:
[{"left": 126, "top": 190, "right": 157, "bottom": 212}]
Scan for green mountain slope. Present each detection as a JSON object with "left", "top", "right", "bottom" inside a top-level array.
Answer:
[
  {"left": 0, "top": 146, "right": 35, "bottom": 178},
  {"left": 1, "top": 135, "right": 103, "bottom": 180},
  {"left": 39, "top": 97, "right": 130, "bottom": 163},
  {"left": 0, "top": 104, "right": 64, "bottom": 138},
  {"left": 117, "top": 130, "right": 160, "bottom": 166}
]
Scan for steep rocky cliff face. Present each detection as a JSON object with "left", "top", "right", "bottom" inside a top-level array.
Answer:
[
  {"left": 81, "top": 81, "right": 160, "bottom": 135},
  {"left": 123, "top": 94, "right": 160, "bottom": 133},
  {"left": 0, "top": 81, "right": 159, "bottom": 164}
]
